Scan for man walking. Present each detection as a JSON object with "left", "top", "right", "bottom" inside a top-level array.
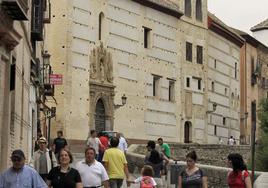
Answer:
[
  {"left": 53, "top": 130, "right": 68, "bottom": 159},
  {"left": 0, "top": 149, "right": 47, "bottom": 188},
  {"left": 76, "top": 147, "right": 109, "bottom": 188},
  {"left": 116, "top": 132, "right": 128, "bottom": 155},
  {"left": 86, "top": 130, "right": 103, "bottom": 159},
  {"left": 103, "top": 137, "right": 130, "bottom": 188},
  {"left": 30, "top": 137, "right": 57, "bottom": 181}
]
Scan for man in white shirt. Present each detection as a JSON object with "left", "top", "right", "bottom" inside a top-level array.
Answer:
[
  {"left": 76, "top": 147, "right": 109, "bottom": 188},
  {"left": 86, "top": 130, "right": 103, "bottom": 159},
  {"left": 228, "top": 136, "right": 235, "bottom": 145},
  {"left": 116, "top": 132, "right": 128, "bottom": 154}
]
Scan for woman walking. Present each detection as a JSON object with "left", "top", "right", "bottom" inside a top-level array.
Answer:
[
  {"left": 227, "top": 153, "right": 252, "bottom": 188},
  {"left": 178, "top": 151, "right": 207, "bottom": 188},
  {"left": 47, "top": 148, "right": 83, "bottom": 188}
]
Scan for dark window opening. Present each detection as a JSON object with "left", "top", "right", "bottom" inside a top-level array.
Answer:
[
  {"left": 214, "top": 125, "right": 217, "bottom": 136},
  {"left": 198, "top": 79, "right": 201, "bottom": 90},
  {"left": 10, "top": 58, "right": 16, "bottom": 91},
  {"left": 196, "top": 0, "right": 202, "bottom": 21},
  {"left": 223, "top": 117, "right": 226, "bottom": 125},
  {"left": 143, "top": 27, "right": 151, "bottom": 48},
  {"left": 186, "top": 77, "right": 190, "bottom": 87},
  {"left": 153, "top": 76, "right": 160, "bottom": 96},
  {"left": 99, "top": 13, "right": 104, "bottom": 40},
  {"left": 196, "top": 45, "right": 203, "bottom": 64},
  {"left": 184, "top": 0, "right": 191, "bottom": 17},
  {"left": 186, "top": 42, "right": 192, "bottom": 62},
  {"left": 235, "top": 62, "right": 237, "bottom": 79}
]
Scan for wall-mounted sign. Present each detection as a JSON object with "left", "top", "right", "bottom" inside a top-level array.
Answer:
[{"left": 49, "top": 74, "right": 63, "bottom": 85}]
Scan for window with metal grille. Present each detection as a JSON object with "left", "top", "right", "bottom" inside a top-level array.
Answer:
[
  {"left": 184, "top": 0, "right": 191, "bottom": 17},
  {"left": 196, "top": 0, "right": 202, "bottom": 21},
  {"left": 196, "top": 45, "right": 203, "bottom": 64},
  {"left": 186, "top": 42, "right": 192, "bottom": 62}
]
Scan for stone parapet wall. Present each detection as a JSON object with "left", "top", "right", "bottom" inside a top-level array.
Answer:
[
  {"left": 133, "top": 143, "right": 251, "bottom": 167},
  {"left": 127, "top": 144, "right": 265, "bottom": 188}
]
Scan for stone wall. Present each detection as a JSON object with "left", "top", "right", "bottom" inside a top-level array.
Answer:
[
  {"left": 134, "top": 143, "right": 251, "bottom": 167},
  {"left": 127, "top": 144, "right": 264, "bottom": 188}
]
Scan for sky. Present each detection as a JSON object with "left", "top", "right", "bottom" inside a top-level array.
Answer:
[{"left": 208, "top": 0, "right": 268, "bottom": 34}]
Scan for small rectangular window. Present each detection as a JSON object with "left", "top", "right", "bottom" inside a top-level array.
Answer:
[
  {"left": 153, "top": 76, "right": 160, "bottom": 97},
  {"left": 186, "top": 42, "right": 192, "bottom": 62},
  {"left": 10, "top": 58, "right": 16, "bottom": 91},
  {"left": 196, "top": 0, "right": 202, "bottom": 21},
  {"left": 198, "top": 79, "right": 201, "bottom": 90},
  {"left": 214, "top": 125, "right": 217, "bottom": 136},
  {"left": 214, "top": 59, "right": 217, "bottom": 68},
  {"left": 235, "top": 62, "right": 237, "bottom": 79},
  {"left": 196, "top": 45, "right": 203, "bottom": 64},
  {"left": 223, "top": 117, "right": 226, "bottom": 125},
  {"left": 186, "top": 77, "right": 190, "bottom": 87},
  {"left": 143, "top": 27, "right": 151, "bottom": 49},
  {"left": 168, "top": 80, "right": 175, "bottom": 102},
  {"left": 184, "top": 0, "right": 191, "bottom": 17}
]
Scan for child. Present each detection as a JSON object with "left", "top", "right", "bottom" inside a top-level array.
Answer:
[{"left": 127, "top": 165, "right": 157, "bottom": 188}]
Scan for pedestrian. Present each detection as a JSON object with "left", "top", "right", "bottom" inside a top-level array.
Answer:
[
  {"left": 34, "top": 131, "right": 43, "bottom": 151},
  {"left": 0, "top": 149, "right": 47, "bottom": 188},
  {"left": 76, "top": 147, "right": 109, "bottom": 188},
  {"left": 227, "top": 153, "right": 252, "bottom": 188},
  {"left": 116, "top": 132, "right": 128, "bottom": 154},
  {"left": 30, "top": 137, "right": 57, "bottom": 181},
  {"left": 127, "top": 165, "right": 157, "bottom": 188},
  {"left": 86, "top": 130, "right": 103, "bottom": 160},
  {"left": 228, "top": 136, "right": 235, "bottom": 145},
  {"left": 98, "top": 131, "right": 109, "bottom": 162},
  {"left": 53, "top": 130, "right": 68, "bottom": 160},
  {"left": 157, "top": 138, "right": 171, "bottom": 158},
  {"left": 218, "top": 137, "right": 224, "bottom": 145},
  {"left": 47, "top": 148, "right": 83, "bottom": 188},
  {"left": 145, "top": 140, "right": 169, "bottom": 188},
  {"left": 102, "top": 136, "right": 130, "bottom": 188},
  {"left": 178, "top": 150, "right": 208, "bottom": 188}
]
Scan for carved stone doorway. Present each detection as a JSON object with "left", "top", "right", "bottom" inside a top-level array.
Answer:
[{"left": 95, "top": 99, "right": 106, "bottom": 133}]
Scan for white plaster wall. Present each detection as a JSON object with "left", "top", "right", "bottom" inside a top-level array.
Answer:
[{"left": 253, "top": 29, "right": 268, "bottom": 47}]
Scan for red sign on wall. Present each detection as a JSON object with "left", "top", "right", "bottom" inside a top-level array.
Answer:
[{"left": 49, "top": 74, "right": 63, "bottom": 85}]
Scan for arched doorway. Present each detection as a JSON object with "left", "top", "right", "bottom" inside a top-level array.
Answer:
[
  {"left": 95, "top": 99, "right": 106, "bottom": 133},
  {"left": 184, "top": 121, "right": 192, "bottom": 143}
]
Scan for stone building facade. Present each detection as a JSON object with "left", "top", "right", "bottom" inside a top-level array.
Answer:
[
  {"left": 46, "top": 0, "right": 250, "bottom": 145},
  {"left": 0, "top": 0, "right": 50, "bottom": 170},
  {"left": 207, "top": 13, "right": 244, "bottom": 144}
]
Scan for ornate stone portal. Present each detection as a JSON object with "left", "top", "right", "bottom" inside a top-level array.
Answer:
[{"left": 89, "top": 42, "right": 115, "bottom": 133}]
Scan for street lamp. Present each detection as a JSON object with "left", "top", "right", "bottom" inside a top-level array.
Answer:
[
  {"left": 206, "top": 102, "right": 217, "bottom": 113},
  {"left": 114, "top": 94, "right": 127, "bottom": 109}
]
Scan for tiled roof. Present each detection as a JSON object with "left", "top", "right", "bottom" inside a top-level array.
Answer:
[{"left": 251, "top": 19, "right": 268, "bottom": 32}]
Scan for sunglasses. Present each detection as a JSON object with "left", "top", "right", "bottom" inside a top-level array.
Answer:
[{"left": 39, "top": 142, "right": 47, "bottom": 144}]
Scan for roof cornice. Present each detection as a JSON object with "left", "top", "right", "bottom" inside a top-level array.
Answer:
[
  {"left": 131, "top": 0, "right": 183, "bottom": 19},
  {"left": 208, "top": 16, "right": 244, "bottom": 48}
]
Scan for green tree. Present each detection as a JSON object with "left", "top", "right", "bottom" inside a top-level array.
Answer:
[{"left": 255, "top": 98, "right": 268, "bottom": 171}]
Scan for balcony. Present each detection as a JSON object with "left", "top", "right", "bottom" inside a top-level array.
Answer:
[
  {"left": 31, "top": 0, "right": 44, "bottom": 41},
  {"left": 44, "top": 84, "right": 54, "bottom": 96},
  {"left": 2, "top": 0, "right": 28, "bottom": 20}
]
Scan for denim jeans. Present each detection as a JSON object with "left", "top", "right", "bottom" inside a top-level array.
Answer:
[{"left": 109, "top": 179, "right": 123, "bottom": 188}]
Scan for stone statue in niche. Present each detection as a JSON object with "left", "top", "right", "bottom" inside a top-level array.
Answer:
[{"left": 89, "top": 42, "right": 113, "bottom": 83}]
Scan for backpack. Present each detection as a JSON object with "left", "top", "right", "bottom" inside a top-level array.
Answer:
[{"left": 140, "top": 176, "right": 154, "bottom": 188}]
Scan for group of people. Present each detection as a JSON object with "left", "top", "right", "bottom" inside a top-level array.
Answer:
[{"left": 0, "top": 130, "right": 252, "bottom": 188}]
